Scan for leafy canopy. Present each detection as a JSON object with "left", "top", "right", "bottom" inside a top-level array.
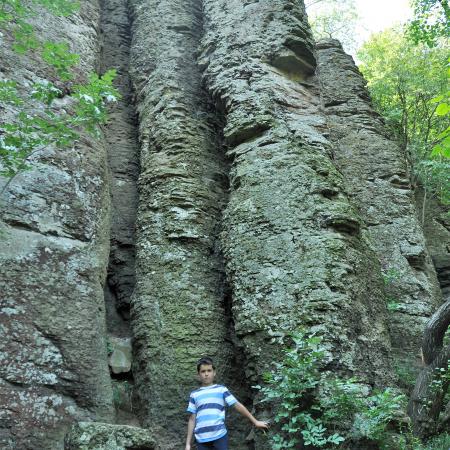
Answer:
[
  {"left": 307, "top": 0, "right": 359, "bottom": 55},
  {"left": 358, "top": 26, "right": 449, "bottom": 207},
  {"left": 408, "top": 0, "right": 450, "bottom": 47}
]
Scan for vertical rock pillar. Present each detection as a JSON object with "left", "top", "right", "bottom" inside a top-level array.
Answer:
[
  {"left": 199, "top": 2, "right": 395, "bottom": 441},
  {"left": 128, "top": 0, "right": 233, "bottom": 444},
  {"left": 0, "top": 2, "right": 114, "bottom": 448},
  {"left": 316, "top": 39, "right": 442, "bottom": 376}
]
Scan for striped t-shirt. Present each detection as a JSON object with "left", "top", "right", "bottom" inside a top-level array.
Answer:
[{"left": 186, "top": 384, "right": 238, "bottom": 443}]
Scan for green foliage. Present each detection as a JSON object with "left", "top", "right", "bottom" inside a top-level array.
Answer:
[
  {"left": 0, "top": 0, "right": 119, "bottom": 188},
  {"left": 255, "top": 330, "right": 410, "bottom": 449},
  {"left": 358, "top": 27, "right": 449, "bottom": 208},
  {"left": 257, "top": 331, "right": 450, "bottom": 449},
  {"left": 386, "top": 297, "right": 401, "bottom": 312},
  {"left": 255, "top": 332, "right": 346, "bottom": 448},
  {"left": 41, "top": 42, "right": 79, "bottom": 80},
  {"left": 0, "top": 70, "right": 119, "bottom": 179},
  {"left": 382, "top": 268, "right": 402, "bottom": 285},
  {"left": 0, "top": 0, "right": 79, "bottom": 22},
  {"left": 352, "top": 389, "right": 407, "bottom": 444},
  {"left": 0, "top": 0, "right": 79, "bottom": 53},
  {"left": 307, "top": 0, "right": 359, "bottom": 55},
  {"left": 428, "top": 62, "right": 450, "bottom": 162},
  {"left": 423, "top": 433, "right": 450, "bottom": 450},
  {"left": 72, "top": 70, "right": 119, "bottom": 134},
  {"left": 0, "top": 80, "right": 22, "bottom": 105},
  {"left": 408, "top": 0, "right": 450, "bottom": 47},
  {"left": 394, "top": 363, "right": 418, "bottom": 391},
  {"left": 31, "top": 0, "right": 80, "bottom": 16},
  {"left": 428, "top": 360, "right": 450, "bottom": 400}
]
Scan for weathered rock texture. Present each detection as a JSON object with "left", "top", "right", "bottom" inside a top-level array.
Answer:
[
  {"left": 65, "top": 422, "right": 156, "bottom": 450},
  {"left": 0, "top": 2, "right": 115, "bottom": 449},
  {"left": 200, "top": 0, "right": 394, "bottom": 386},
  {"left": 127, "top": 0, "right": 245, "bottom": 447},
  {"left": 100, "top": 0, "right": 139, "bottom": 327},
  {"left": 98, "top": 0, "right": 140, "bottom": 427},
  {"left": 316, "top": 39, "right": 442, "bottom": 375},
  {"left": 419, "top": 194, "right": 450, "bottom": 304},
  {"left": 407, "top": 195, "right": 450, "bottom": 436},
  {"left": 1, "top": 1, "right": 446, "bottom": 450}
]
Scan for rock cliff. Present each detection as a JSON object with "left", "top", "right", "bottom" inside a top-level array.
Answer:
[
  {"left": 316, "top": 39, "right": 442, "bottom": 378},
  {"left": 0, "top": 1, "right": 447, "bottom": 450},
  {"left": 0, "top": 2, "right": 115, "bottom": 448}
]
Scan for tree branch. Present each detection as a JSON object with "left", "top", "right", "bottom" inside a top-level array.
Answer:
[{"left": 409, "top": 299, "right": 450, "bottom": 437}]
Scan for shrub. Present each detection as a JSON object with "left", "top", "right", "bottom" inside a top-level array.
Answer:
[{"left": 255, "top": 330, "right": 412, "bottom": 449}]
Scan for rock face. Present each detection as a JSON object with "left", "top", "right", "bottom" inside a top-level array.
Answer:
[
  {"left": 127, "top": 2, "right": 251, "bottom": 447},
  {"left": 0, "top": 2, "right": 446, "bottom": 450},
  {"left": 418, "top": 194, "right": 450, "bottom": 304},
  {"left": 0, "top": 2, "right": 115, "bottom": 449},
  {"left": 316, "top": 39, "right": 442, "bottom": 377},
  {"left": 64, "top": 422, "right": 156, "bottom": 450},
  {"left": 99, "top": 0, "right": 140, "bottom": 426},
  {"left": 99, "top": 0, "right": 139, "bottom": 327}
]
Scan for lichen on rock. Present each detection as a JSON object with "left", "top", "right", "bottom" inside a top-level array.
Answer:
[{"left": 64, "top": 422, "right": 156, "bottom": 450}]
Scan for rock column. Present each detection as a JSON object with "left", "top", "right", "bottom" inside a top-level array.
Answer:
[
  {"left": 316, "top": 39, "right": 442, "bottom": 377},
  {"left": 0, "top": 2, "right": 114, "bottom": 448},
  {"left": 199, "top": 3, "right": 396, "bottom": 439},
  {"left": 128, "top": 0, "right": 235, "bottom": 444}
]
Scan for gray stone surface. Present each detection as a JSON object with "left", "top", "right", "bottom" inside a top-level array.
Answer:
[
  {"left": 108, "top": 338, "right": 132, "bottom": 374},
  {"left": 199, "top": 6, "right": 397, "bottom": 449},
  {"left": 1, "top": 2, "right": 447, "bottom": 450},
  {"left": 0, "top": 2, "right": 114, "bottom": 449},
  {"left": 417, "top": 193, "right": 450, "bottom": 304},
  {"left": 65, "top": 422, "right": 156, "bottom": 450},
  {"left": 316, "top": 39, "right": 442, "bottom": 377},
  {"left": 128, "top": 0, "right": 243, "bottom": 447}
]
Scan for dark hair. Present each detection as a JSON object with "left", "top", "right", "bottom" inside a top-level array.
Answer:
[{"left": 197, "top": 357, "right": 215, "bottom": 372}]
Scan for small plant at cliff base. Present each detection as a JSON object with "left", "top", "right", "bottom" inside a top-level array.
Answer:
[
  {"left": 427, "top": 360, "right": 450, "bottom": 410},
  {"left": 0, "top": 0, "right": 120, "bottom": 193},
  {"left": 351, "top": 389, "right": 409, "bottom": 449},
  {"left": 423, "top": 433, "right": 450, "bottom": 450},
  {"left": 256, "top": 330, "right": 410, "bottom": 449},
  {"left": 256, "top": 331, "right": 345, "bottom": 448}
]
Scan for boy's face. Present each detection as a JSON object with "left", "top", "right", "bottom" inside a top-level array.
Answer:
[{"left": 198, "top": 364, "right": 216, "bottom": 386}]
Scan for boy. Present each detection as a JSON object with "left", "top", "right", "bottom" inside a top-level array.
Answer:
[{"left": 185, "top": 357, "right": 269, "bottom": 450}]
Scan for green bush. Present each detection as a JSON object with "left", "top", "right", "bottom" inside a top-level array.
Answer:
[
  {"left": 255, "top": 330, "right": 413, "bottom": 449},
  {"left": 423, "top": 433, "right": 450, "bottom": 450}
]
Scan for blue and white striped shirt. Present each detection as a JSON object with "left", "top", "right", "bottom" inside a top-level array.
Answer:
[{"left": 187, "top": 384, "right": 238, "bottom": 443}]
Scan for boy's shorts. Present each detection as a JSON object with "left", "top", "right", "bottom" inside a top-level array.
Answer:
[{"left": 196, "top": 434, "right": 228, "bottom": 450}]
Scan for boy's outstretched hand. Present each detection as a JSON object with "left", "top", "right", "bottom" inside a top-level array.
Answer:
[
  {"left": 254, "top": 420, "right": 270, "bottom": 431},
  {"left": 233, "top": 402, "right": 270, "bottom": 433}
]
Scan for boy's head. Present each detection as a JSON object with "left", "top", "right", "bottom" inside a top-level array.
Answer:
[
  {"left": 196, "top": 357, "right": 215, "bottom": 373},
  {"left": 196, "top": 357, "right": 216, "bottom": 386}
]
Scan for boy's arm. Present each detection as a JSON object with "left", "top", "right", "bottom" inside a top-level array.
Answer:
[
  {"left": 185, "top": 413, "right": 196, "bottom": 450},
  {"left": 233, "top": 402, "right": 269, "bottom": 430}
]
